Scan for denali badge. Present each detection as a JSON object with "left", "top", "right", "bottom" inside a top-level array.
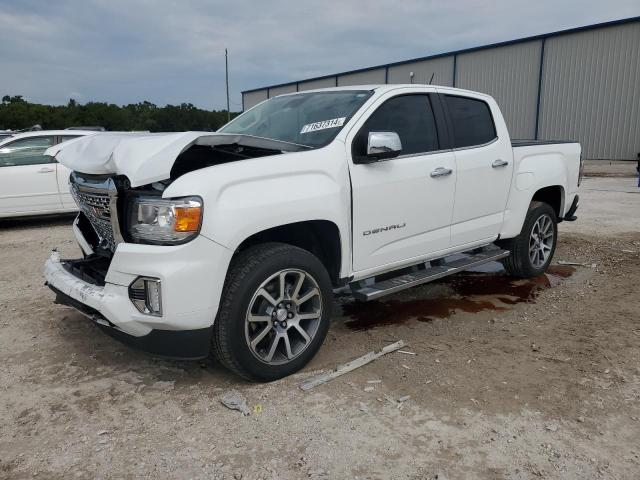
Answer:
[{"left": 363, "top": 223, "right": 406, "bottom": 236}]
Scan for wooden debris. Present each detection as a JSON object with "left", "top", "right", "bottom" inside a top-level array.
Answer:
[
  {"left": 557, "top": 260, "right": 597, "bottom": 268},
  {"left": 299, "top": 340, "right": 406, "bottom": 391}
]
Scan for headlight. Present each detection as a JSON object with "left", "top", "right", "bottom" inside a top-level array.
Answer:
[{"left": 128, "top": 196, "right": 203, "bottom": 244}]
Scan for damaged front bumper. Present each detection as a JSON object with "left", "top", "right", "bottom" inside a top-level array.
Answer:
[
  {"left": 44, "top": 229, "right": 234, "bottom": 359},
  {"left": 44, "top": 252, "right": 211, "bottom": 359},
  {"left": 45, "top": 250, "right": 106, "bottom": 317}
]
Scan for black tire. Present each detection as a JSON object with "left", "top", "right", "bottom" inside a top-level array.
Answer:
[
  {"left": 501, "top": 201, "right": 558, "bottom": 278},
  {"left": 211, "top": 242, "right": 333, "bottom": 382}
]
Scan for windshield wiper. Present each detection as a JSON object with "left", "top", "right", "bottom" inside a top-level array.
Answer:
[
  {"left": 197, "top": 134, "right": 313, "bottom": 153},
  {"left": 242, "top": 134, "right": 313, "bottom": 150}
]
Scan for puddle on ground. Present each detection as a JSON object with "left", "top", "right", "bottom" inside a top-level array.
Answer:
[{"left": 342, "top": 264, "right": 575, "bottom": 331}]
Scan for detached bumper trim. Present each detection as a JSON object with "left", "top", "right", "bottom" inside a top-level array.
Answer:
[{"left": 47, "top": 283, "right": 212, "bottom": 360}]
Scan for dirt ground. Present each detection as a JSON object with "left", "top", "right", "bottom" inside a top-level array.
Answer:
[
  {"left": 1, "top": 176, "right": 639, "bottom": 479},
  {"left": 583, "top": 159, "right": 638, "bottom": 178}
]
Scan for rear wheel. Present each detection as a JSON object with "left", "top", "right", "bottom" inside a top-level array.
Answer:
[
  {"left": 501, "top": 201, "right": 557, "bottom": 278},
  {"left": 212, "top": 243, "right": 333, "bottom": 381}
]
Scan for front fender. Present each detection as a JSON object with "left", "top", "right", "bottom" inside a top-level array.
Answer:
[{"left": 163, "top": 143, "right": 352, "bottom": 277}]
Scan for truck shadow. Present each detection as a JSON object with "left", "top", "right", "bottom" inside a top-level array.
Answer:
[
  {"left": 42, "top": 264, "right": 576, "bottom": 391},
  {"left": 0, "top": 213, "right": 76, "bottom": 230},
  {"left": 339, "top": 265, "right": 575, "bottom": 331},
  {"left": 45, "top": 312, "right": 245, "bottom": 387}
]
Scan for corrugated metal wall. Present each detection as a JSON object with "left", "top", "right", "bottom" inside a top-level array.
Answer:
[
  {"left": 388, "top": 56, "right": 454, "bottom": 86},
  {"left": 269, "top": 84, "right": 297, "bottom": 97},
  {"left": 538, "top": 22, "right": 640, "bottom": 159},
  {"left": 455, "top": 41, "right": 542, "bottom": 139},
  {"left": 298, "top": 77, "right": 336, "bottom": 91},
  {"left": 337, "top": 68, "right": 386, "bottom": 86},
  {"left": 242, "top": 19, "right": 640, "bottom": 159},
  {"left": 242, "top": 89, "right": 268, "bottom": 110}
]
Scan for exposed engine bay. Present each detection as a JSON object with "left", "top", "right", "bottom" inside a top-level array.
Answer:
[{"left": 169, "top": 143, "right": 283, "bottom": 180}]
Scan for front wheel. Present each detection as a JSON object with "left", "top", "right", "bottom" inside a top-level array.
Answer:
[
  {"left": 501, "top": 201, "right": 558, "bottom": 278},
  {"left": 212, "top": 243, "right": 333, "bottom": 381}
]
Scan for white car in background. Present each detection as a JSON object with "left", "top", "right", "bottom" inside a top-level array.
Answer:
[{"left": 0, "top": 130, "right": 97, "bottom": 218}]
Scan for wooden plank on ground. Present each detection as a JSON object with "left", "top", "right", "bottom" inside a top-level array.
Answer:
[{"left": 299, "top": 340, "right": 406, "bottom": 391}]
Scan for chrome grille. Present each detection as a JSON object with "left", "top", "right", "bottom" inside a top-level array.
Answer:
[{"left": 70, "top": 173, "right": 121, "bottom": 251}]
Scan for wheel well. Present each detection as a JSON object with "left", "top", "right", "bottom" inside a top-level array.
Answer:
[
  {"left": 235, "top": 220, "right": 342, "bottom": 285},
  {"left": 532, "top": 186, "right": 564, "bottom": 219}
]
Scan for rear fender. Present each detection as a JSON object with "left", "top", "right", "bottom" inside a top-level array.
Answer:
[{"left": 501, "top": 152, "right": 568, "bottom": 238}]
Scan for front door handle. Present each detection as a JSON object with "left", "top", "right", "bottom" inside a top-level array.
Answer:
[
  {"left": 430, "top": 167, "right": 453, "bottom": 178},
  {"left": 492, "top": 159, "right": 509, "bottom": 168},
  {"left": 37, "top": 167, "right": 55, "bottom": 173}
]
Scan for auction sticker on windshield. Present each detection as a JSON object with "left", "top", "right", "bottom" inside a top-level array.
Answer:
[{"left": 300, "top": 117, "right": 346, "bottom": 134}]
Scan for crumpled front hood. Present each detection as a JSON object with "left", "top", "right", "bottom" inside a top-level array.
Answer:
[{"left": 46, "top": 131, "right": 305, "bottom": 187}]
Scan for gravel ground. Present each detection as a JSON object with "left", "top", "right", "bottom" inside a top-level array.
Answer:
[{"left": 1, "top": 176, "right": 639, "bottom": 479}]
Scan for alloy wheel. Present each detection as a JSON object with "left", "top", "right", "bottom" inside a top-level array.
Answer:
[
  {"left": 245, "top": 269, "right": 322, "bottom": 365},
  {"left": 529, "top": 214, "right": 554, "bottom": 268}
]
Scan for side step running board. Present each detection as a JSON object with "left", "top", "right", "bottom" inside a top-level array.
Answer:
[{"left": 350, "top": 248, "right": 510, "bottom": 301}]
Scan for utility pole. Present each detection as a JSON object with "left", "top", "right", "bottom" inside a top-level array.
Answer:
[{"left": 225, "top": 48, "right": 230, "bottom": 122}]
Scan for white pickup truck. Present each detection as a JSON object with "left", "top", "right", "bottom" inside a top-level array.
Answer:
[{"left": 44, "top": 85, "right": 582, "bottom": 381}]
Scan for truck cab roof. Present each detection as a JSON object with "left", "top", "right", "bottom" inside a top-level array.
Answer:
[{"left": 270, "top": 84, "right": 493, "bottom": 100}]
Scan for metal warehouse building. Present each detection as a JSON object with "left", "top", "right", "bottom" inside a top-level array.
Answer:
[{"left": 242, "top": 16, "right": 640, "bottom": 160}]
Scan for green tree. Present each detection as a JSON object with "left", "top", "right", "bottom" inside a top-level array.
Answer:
[{"left": 0, "top": 95, "right": 238, "bottom": 132}]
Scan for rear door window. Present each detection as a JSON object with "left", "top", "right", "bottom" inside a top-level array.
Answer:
[
  {"left": 445, "top": 95, "right": 496, "bottom": 148},
  {"left": 0, "top": 136, "right": 55, "bottom": 167},
  {"left": 57, "top": 135, "right": 82, "bottom": 144}
]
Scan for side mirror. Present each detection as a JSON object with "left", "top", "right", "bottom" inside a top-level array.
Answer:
[{"left": 358, "top": 131, "right": 402, "bottom": 163}]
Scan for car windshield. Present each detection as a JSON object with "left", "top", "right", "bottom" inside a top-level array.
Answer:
[{"left": 220, "top": 90, "right": 372, "bottom": 148}]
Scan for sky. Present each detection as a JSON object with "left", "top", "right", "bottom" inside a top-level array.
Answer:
[{"left": 1, "top": 1, "right": 638, "bottom": 111}]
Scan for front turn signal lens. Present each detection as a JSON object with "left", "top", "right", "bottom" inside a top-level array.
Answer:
[{"left": 175, "top": 205, "right": 202, "bottom": 232}]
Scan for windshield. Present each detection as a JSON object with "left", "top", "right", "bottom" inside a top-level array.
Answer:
[{"left": 220, "top": 90, "right": 372, "bottom": 148}]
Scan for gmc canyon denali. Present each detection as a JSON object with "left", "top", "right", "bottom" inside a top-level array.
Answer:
[{"left": 43, "top": 85, "right": 582, "bottom": 381}]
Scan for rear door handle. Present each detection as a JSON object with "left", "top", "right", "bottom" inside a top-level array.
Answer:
[
  {"left": 37, "top": 167, "right": 55, "bottom": 173},
  {"left": 492, "top": 159, "right": 509, "bottom": 168},
  {"left": 430, "top": 167, "right": 453, "bottom": 178}
]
